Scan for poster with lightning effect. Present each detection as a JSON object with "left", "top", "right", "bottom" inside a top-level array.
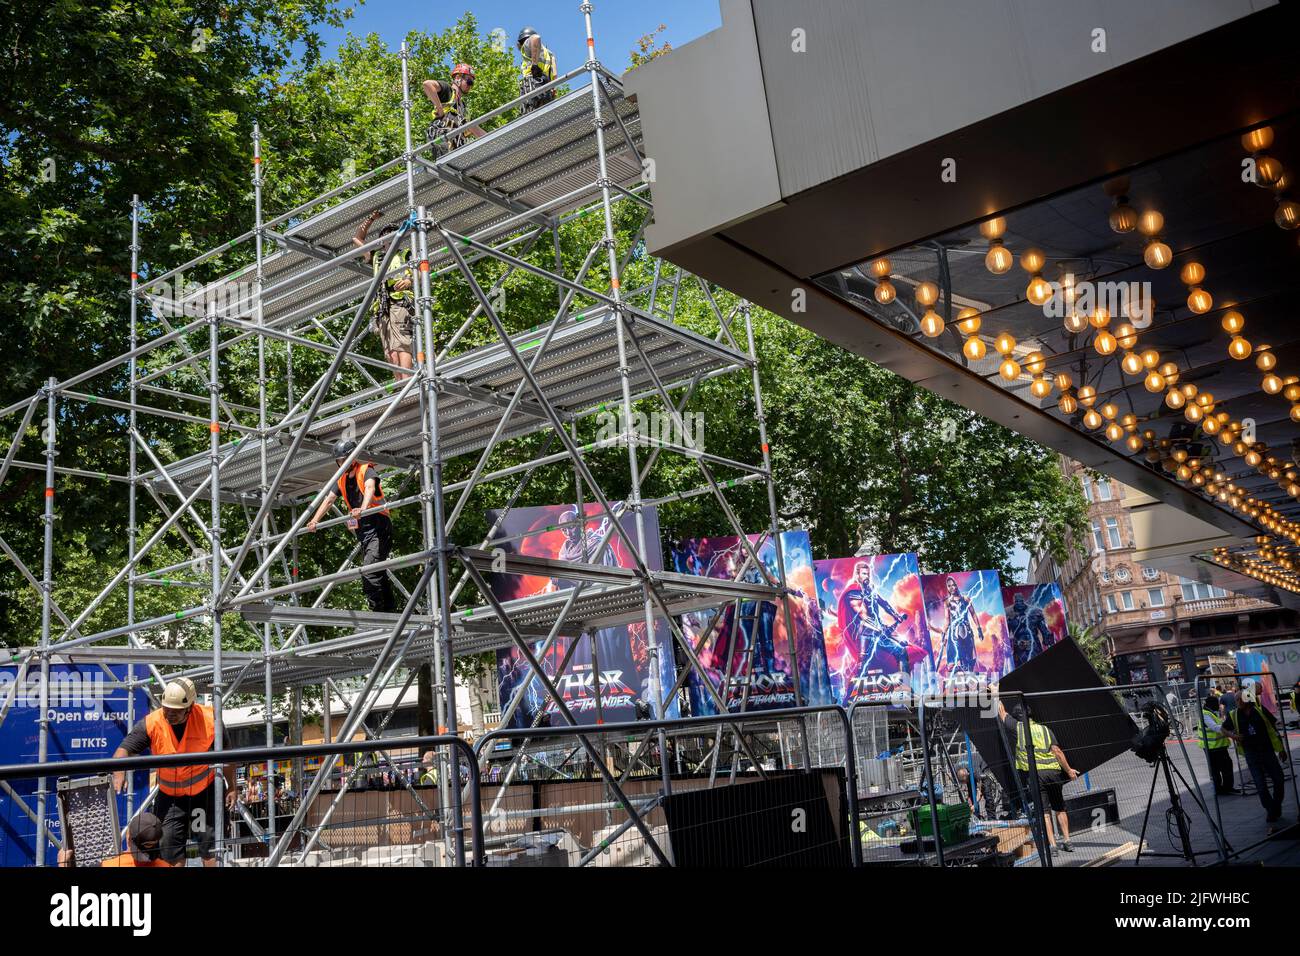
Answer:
[
  {"left": 815, "top": 553, "right": 928, "bottom": 705},
  {"left": 669, "top": 530, "right": 833, "bottom": 715},
  {"left": 919, "top": 570, "right": 1012, "bottom": 693},
  {"left": 488, "top": 502, "right": 677, "bottom": 729},
  {"left": 1002, "top": 582, "right": 1068, "bottom": 671}
]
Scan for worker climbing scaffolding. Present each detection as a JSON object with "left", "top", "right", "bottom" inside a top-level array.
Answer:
[
  {"left": 306, "top": 440, "right": 397, "bottom": 614},
  {"left": 353, "top": 209, "right": 415, "bottom": 381},
  {"left": 422, "top": 63, "right": 483, "bottom": 157}
]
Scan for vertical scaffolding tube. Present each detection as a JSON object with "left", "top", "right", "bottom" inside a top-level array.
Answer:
[
  {"left": 744, "top": 305, "right": 807, "bottom": 719},
  {"left": 400, "top": 41, "right": 464, "bottom": 865},
  {"left": 127, "top": 195, "right": 141, "bottom": 818},
  {"left": 253, "top": 123, "right": 276, "bottom": 850},
  {"left": 400, "top": 42, "right": 454, "bottom": 857},
  {"left": 35, "top": 378, "right": 56, "bottom": 866},
  {"left": 207, "top": 302, "right": 227, "bottom": 862},
  {"left": 582, "top": 0, "right": 672, "bottom": 795},
  {"left": 416, "top": 203, "right": 463, "bottom": 864}
]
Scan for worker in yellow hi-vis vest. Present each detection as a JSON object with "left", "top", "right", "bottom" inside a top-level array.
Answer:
[
  {"left": 353, "top": 210, "right": 414, "bottom": 381},
  {"left": 1197, "top": 691, "right": 1238, "bottom": 796},
  {"left": 1003, "top": 700, "right": 1080, "bottom": 853},
  {"left": 516, "top": 26, "right": 558, "bottom": 114}
]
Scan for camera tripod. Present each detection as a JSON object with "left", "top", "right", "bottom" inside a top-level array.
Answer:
[{"left": 1135, "top": 744, "right": 1230, "bottom": 865}]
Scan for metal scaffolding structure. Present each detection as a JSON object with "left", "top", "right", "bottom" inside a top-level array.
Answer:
[{"left": 0, "top": 4, "right": 804, "bottom": 866}]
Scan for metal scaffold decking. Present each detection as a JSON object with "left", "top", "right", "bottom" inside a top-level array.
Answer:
[
  {"left": 156, "top": 83, "right": 645, "bottom": 330},
  {"left": 148, "top": 307, "right": 749, "bottom": 502},
  {"left": 0, "top": 3, "right": 801, "bottom": 867}
]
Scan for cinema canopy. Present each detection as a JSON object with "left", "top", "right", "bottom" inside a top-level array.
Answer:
[{"left": 625, "top": 0, "right": 1300, "bottom": 607}]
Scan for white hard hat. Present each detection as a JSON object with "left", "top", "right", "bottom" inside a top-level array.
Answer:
[{"left": 161, "top": 679, "right": 196, "bottom": 710}]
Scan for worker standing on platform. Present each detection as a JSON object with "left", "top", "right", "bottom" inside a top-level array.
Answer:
[
  {"left": 307, "top": 440, "right": 396, "bottom": 614},
  {"left": 1223, "top": 685, "right": 1288, "bottom": 832},
  {"left": 1198, "top": 692, "right": 1237, "bottom": 795},
  {"left": 422, "top": 64, "right": 483, "bottom": 156},
  {"left": 113, "top": 679, "right": 236, "bottom": 867},
  {"left": 353, "top": 209, "right": 414, "bottom": 381},
  {"left": 1006, "top": 701, "right": 1080, "bottom": 853},
  {"left": 517, "top": 26, "right": 558, "bottom": 114}
]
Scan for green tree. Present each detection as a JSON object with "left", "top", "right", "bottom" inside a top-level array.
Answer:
[
  {"left": 629, "top": 25, "right": 672, "bottom": 68},
  {"left": 0, "top": 9, "right": 1090, "bottom": 727},
  {"left": 1068, "top": 620, "right": 1114, "bottom": 683}
]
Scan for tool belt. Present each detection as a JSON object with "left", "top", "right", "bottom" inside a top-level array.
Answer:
[
  {"left": 518, "top": 73, "right": 555, "bottom": 115},
  {"left": 427, "top": 110, "right": 466, "bottom": 158}
]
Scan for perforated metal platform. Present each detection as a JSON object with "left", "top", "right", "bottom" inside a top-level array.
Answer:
[
  {"left": 164, "top": 83, "right": 643, "bottom": 330},
  {"left": 176, "top": 564, "right": 782, "bottom": 693},
  {"left": 145, "top": 308, "right": 748, "bottom": 501}
]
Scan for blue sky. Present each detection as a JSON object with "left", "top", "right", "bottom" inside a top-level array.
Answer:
[{"left": 317, "top": 0, "right": 722, "bottom": 73}]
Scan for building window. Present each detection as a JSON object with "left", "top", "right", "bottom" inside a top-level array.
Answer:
[
  {"left": 1091, "top": 521, "right": 1105, "bottom": 552},
  {"left": 1180, "top": 577, "right": 1227, "bottom": 601},
  {"left": 1106, "top": 594, "right": 1119, "bottom": 613},
  {"left": 1142, "top": 566, "right": 1160, "bottom": 581},
  {"left": 1148, "top": 588, "right": 1165, "bottom": 607},
  {"left": 1081, "top": 477, "right": 1093, "bottom": 502},
  {"left": 1096, "top": 479, "right": 1113, "bottom": 501},
  {"left": 1104, "top": 516, "right": 1122, "bottom": 549},
  {"left": 1119, "top": 590, "right": 1135, "bottom": 610}
]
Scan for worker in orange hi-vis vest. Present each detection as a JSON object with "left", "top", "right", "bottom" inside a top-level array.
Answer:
[
  {"left": 59, "top": 812, "right": 174, "bottom": 868},
  {"left": 306, "top": 440, "right": 397, "bottom": 614},
  {"left": 113, "top": 678, "right": 235, "bottom": 866}
]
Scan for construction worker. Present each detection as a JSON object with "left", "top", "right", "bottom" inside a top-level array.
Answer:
[
  {"left": 422, "top": 64, "right": 483, "bottom": 156},
  {"left": 517, "top": 26, "right": 558, "bottom": 114},
  {"left": 74, "top": 813, "right": 172, "bottom": 868},
  {"left": 1223, "top": 684, "right": 1288, "bottom": 831},
  {"left": 353, "top": 210, "right": 414, "bottom": 381},
  {"left": 58, "top": 812, "right": 173, "bottom": 868},
  {"left": 1008, "top": 701, "right": 1080, "bottom": 853},
  {"left": 307, "top": 440, "right": 396, "bottom": 613},
  {"left": 113, "top": 678, "right": 235, "bottom": 866},
  {"left": 419, "top": 750, "right": 439, "bottom": 787},
  {"left": 1197, "top": 692, "right": 1238, "bottom": 795}
]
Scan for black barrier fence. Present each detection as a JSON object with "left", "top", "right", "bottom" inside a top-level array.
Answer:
[
  {"left": 4, "top": 692, "right": 1295, "bottom": 867},
  {"left": 472, "top": 705, "right": 862, "bottom": 867},
  {"left": 982, "top": 681, "right": 1297, "bottom": 868},
  {"left": 987, "top": 683, "right": 1202, "bottom": 868},
  {"left": 0, "top": 735, "right": 481, "bottom": 867},
  {"left": 1193, "top": 671, "right": 1300, "bottom": 865}
]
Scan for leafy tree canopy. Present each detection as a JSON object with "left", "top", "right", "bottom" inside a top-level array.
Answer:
[{"left": 0, "top": 4, "right": 1089, "bottom": 679}]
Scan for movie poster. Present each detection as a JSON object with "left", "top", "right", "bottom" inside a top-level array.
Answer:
[
  {"left": 919, "top": 570, "right": 1012, "bottom": 692},
  {"left": 1002, "top": 582, "right": 1068, "bottom": 671},
  {"left": 814, "top": 553, "right": 928, "bottom": 705},
  {"left": 489, "top": 502, "right": 677, "bottom": 728},
  {"left": 669, "top": 530, "right": 832, "bottom": 715},
  {"left": 1233, "top": 650, "right": 1280, "bottom": 718}
]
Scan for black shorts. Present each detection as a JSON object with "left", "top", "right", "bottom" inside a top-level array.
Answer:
[
  {"left": 1036, "top": 769, "right": 1067, "bottom": 813},
  {"left": 154, "top": 788, "right": 218, "bottom": 863}
]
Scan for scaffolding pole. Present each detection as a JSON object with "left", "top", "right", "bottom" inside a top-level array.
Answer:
[{"left": 3, "top": 3, "right": 791, "bottom": 868}]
